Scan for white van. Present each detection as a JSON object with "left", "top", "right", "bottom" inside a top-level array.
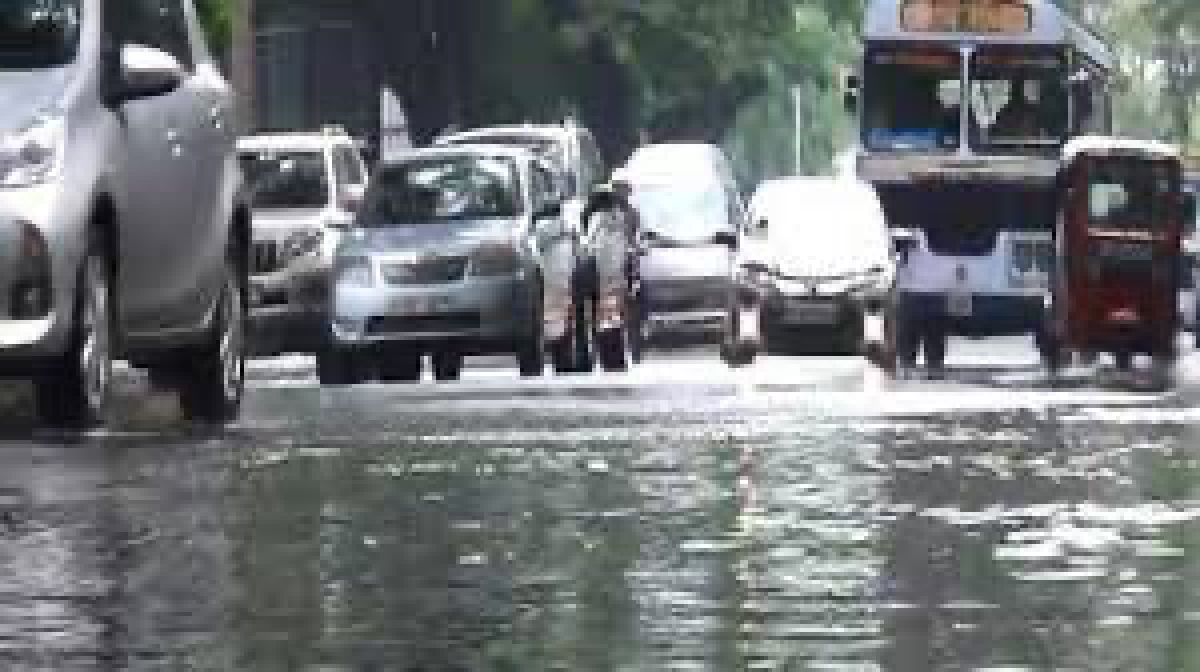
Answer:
[
  {"left": 724, "top": 177, "right": 895, "bottom": 363},
  {"left": 617, "top": 144, "right": 743, "bottom": 344}
]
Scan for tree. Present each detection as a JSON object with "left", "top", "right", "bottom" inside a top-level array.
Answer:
[{"left": 196, "top": 0, "right": 234, "bottom": 56}]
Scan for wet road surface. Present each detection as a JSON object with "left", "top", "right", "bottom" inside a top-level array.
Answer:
[{"left": 1, "top": 338, "right": 1200, "bottom": 669}]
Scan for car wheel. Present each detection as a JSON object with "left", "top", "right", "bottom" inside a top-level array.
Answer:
[
  {"left": 317, "top": 347, "right": 361, "bottom": 386},
  {"left": 177, "top": 260, "right": 246, "bottom": 424},
  {"left": 379, "top": 350, "right": 422, "bottom": 383},
  {"left": 596, "top": 328, "right": 628, "bottom": 373},
  {"left": 432, "top": 351, "right": 463, "bottom": 382},
  {"left": 35, "top": 246, "right": 113, "bottom": 429},
  {"left": 720, "top": 340, "right": 757, "bottom": 368}
]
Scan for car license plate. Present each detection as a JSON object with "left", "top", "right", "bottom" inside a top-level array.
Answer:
[
  {"left": 394, "top": 296, "right": 446, "bottom": 314},
  {"left": 783, "top": 300, "right": 839, "bottom": 325}
]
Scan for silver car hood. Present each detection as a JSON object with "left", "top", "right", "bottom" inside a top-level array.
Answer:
[
  {"left": 346, "top": 218, "right": 523, "bottom": 256},
  {"left": 0, "top": 68, "right": 71, "bottom": 130}
]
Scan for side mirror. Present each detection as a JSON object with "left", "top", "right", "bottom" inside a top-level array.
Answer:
[
  {"left": 712, "top": 231, "right": 739, "bottom": 251},
  {"left": 339, "top": 183, "right": 366, "bottom": 213},
  {"left": 112, "top": 44, "right": 184, "bottom": 104}
]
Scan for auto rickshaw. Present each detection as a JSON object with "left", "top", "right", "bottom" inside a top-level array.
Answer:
[{"left": 1039, "top": 137, "right": 1196, "bottom": 373}]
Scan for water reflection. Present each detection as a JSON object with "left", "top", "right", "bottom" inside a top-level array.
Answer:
[
  {"left": 0, "top": 381, "right": 1199, "bottom": 670},
  {"left": 236, "top": 393, "right": 1200, "bottom": 671}
]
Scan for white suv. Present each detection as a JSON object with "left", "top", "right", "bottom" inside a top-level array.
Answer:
[{"left": 238, "top": 128, "right": 369, "bottom": 356}]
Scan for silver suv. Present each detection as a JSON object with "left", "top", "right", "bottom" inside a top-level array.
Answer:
[
  {"left": 0, "top": 0, "right": 249, "bottom": 427},
  {"left": 323, "top": 146, "right": 569, "bottom": 383},
  {"left": 238, "top": 128, "right": 368, "bottom": 356}
]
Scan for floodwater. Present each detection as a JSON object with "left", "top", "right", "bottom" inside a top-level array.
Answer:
[{"left": 0, "top": 341, "right": 1198, "bottom": 670}]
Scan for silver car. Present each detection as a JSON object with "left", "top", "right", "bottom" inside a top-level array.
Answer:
[
  {"left": 238, "top": 129, "right": 368, "bottom": 356},
  {"left": 618, "top": 144, "right": 744, "bottom": 344},
  {"left": 0, "top": 0, "right": 248, "bottom": 427},
  {"left": 322, "top": 146, "right": 570, "bottom": 384}
]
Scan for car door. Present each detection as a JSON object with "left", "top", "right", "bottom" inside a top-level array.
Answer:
[{"left": 114, "top": 0, "right": 211, "bottom": 334}]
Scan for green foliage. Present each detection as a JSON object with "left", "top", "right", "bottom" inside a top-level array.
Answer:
[{"left": 195, "top": 0, "right": 233, "bottom": 55}]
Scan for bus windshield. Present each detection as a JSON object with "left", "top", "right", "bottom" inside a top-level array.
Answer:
[
  {"left": 969, "top": 50, "right": 1068, "bottom": 152},
  {"left": 863, "top": 49, "right": 962, "bottom": 152},
  {"left": 863, "top": 48, "right": 1071, "bottom": 154}
]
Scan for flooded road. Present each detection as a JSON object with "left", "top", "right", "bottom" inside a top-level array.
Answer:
[{"left": 1, "top": 338, "right": 1200, "bottom": 670}]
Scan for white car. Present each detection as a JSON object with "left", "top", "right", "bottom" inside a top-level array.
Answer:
[
  {"left": 238, "top": 127, "right": 369, "bottom": 356},
  {"left": 724, "top": 177, "right": 895, "bottom": 365}
]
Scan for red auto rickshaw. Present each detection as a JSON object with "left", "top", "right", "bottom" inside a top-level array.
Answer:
[{"left": 1039, "top": 138, "right": 1195, "bottom": 372}]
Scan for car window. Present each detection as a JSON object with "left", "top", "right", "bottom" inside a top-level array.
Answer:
[
  {"left": 360, "top": 155, "right": 521, "bottom": 226},
  {"left": 332, "top": 146, "right": 365, "bottom": 189},
  {"left": 120, "top": 0, "right": 193, "bottom": 70},
  {"left": 240, "top": 150, "right": 330, "bottom": 209},
  {"left": 632, "top": 182, "right": 733, "bottom": 241},
  {"left": 531, "top": 163, "right": 559, "bottom": 211},
  {"left": 0, "top": 0, "right": 80, "bottom": 69}
]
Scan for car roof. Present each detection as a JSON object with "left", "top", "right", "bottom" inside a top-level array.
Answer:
[
  {"left": 377, "top": 144, "right": 539, "bottom": 167},
  {"left": 620, "top": 143, "right": 732, "bottom": 183},
  {"left": 1063, "top": 136, "right": 1180, "bottom": 163},
  {"left": 237, "top": 132, "right": 357, "bottom": 153},
  {"left": 437, "top": 125, "right": 574, "bottom": 146}
]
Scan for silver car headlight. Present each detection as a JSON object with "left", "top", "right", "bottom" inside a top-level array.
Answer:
[
  {"left": 335, "top": 255, "right": 374, "bottom": 288},
  {"left": 0, "top": 114, "right": 66, "bottom": 188}
]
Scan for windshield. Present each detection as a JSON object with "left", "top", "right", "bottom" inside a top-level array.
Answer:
[
  {"left": 632, "top": 183, "right": 733, "bottom": 241},
  {"left": 863, "top": 49, "right": 962, "bottom": 152},
  {"left": 240, "top": 151, "right": 330, "bottom": 210},
  {"left": 1086, "top": 159, "right": 1176, "bottom": 232},
  {"left": 969, "top": 50, "right": 1068, "bottom": 151},
  {"left": 0, "top": 0, "right": 79, "bottom": 69},
  {"left": 359, "top": 155, "right": 521, "bottom": 226}
]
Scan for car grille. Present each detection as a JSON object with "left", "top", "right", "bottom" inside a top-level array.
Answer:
[
  {"left": 252, "top": 240, "right": 282, "bottom": 274},
  {"left": 644, "top": 278, "right": 729, "bottom": 314},
  {"left": 380, "top": 257, "right": 469, "bottom": 286},
  {"left": 367, "top": 313, "right": 481, "bottom": 335}
]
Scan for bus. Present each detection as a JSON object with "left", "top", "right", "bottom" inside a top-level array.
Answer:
[{"left": 854, "top": 0, "right": 1114, "bottom": 371}]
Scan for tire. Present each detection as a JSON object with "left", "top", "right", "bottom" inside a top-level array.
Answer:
[
  {"left": 1035, "top": 324, "right": 1063, "bottom": 373},
  {"left": 35, "top": 246, "right": 113, "bottom": 429},
  {"left": 432, "top": 351, "right": 463, "bottom": 382},
  {"left": 316, "top": 347, "right": 361, "bottom": 386},
  {"left": 596, "top": 328, "right": 628, "bottom": 373},
  {"left": 720, "top": 340, "right": 756, "bottom": 368},
  {"left": 178, "top": 261, "right": 246, "bottom": 424},
  {"left": 379, "top": 350, "right": 422, "bottom": 383}
]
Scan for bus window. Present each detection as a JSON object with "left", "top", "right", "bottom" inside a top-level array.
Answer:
[
  {"left": 863, "top": 49, "right": 961, "bottom": 152},
  {"left": 969, "top": 50, "right": 1068, "bottom": 151}
]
